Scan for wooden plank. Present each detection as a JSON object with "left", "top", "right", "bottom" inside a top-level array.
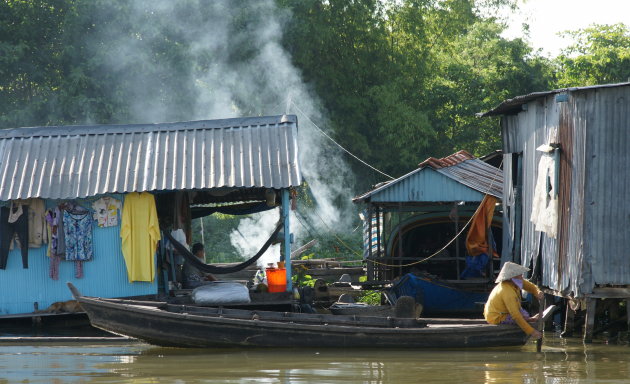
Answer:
[{"left": 586, "top": 287, "right": 630, "bottom": 299}]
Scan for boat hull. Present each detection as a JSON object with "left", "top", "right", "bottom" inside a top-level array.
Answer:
[{"left": 76, "top": 296, "right": 527, "bottom": 349}]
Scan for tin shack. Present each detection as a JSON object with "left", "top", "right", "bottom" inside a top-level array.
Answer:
[
  {"left": 0, "top": 115, "right": 300, "bottom": 317},
  {"left": 353, "top": 150, "right": 503, "bottom": 316},
  {"left": 480, "top": 82, "right": 630, "bottom": 341}
]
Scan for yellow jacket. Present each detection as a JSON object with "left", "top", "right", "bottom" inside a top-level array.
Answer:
[{"left": 483, "top": 279, "right": 541, "bottom": 335}]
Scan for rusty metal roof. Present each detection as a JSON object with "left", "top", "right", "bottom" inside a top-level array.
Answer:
[
  {"left": 0, "top": 115, "right": 301, "bottom": 200},
  {"left": 479, "top": 82, "right": 630, "bottom": 117},
  {"left": 417, "top": 150, "right": 475, "bottom": 169},
  {"left": 353, "top": 151, "right": 502, "bottom": 203}
]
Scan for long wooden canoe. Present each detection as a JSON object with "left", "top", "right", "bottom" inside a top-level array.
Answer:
[{"left": 68, "top": 283, "right": 528, "bottom": 349}]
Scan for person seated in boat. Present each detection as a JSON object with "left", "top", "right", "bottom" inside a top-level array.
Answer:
[
  {"left": 483, "top": 261, "right": 543, "bottom": 339},
  {"left": 182, "top": 243, "right": 217, "bottom": 289}
]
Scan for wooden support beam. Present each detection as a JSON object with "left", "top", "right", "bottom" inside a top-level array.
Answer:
[
  {"left": 562, "top": 301, "right": 575, "bottom": 337},
  {"left": 583, "top": 298, "right": 597, "bottom": 343}
]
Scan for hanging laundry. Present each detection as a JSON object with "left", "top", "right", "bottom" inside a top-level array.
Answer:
[
  {"left": 91, "top": 196, "right": 122, "bottom": 228},
  {"left": 63, "top": 204, "right": 93, "bottom": 279},
  {"left": 120, "top": 192, "right": 161, "bottom": 282},
  {"left": 63, "top": 208, "right": 93, "bottom": 262},
  {"left": 45, "top": 207, "right": 66, "bottom": 280},
  {"left": 25, "top": 198, "right": 48, "bottom": 248},
  {"left": 0, "top": 202, "right": 29, "bottom": 269}
]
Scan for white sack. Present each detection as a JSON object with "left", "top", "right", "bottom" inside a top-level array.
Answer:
[{"left": 191, "top": 282, "right": 251, "bottom": 306}]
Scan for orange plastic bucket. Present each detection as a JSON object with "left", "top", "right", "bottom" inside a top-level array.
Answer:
[{"left": 265, "top": 268, "right": 287, "bottom": 293}]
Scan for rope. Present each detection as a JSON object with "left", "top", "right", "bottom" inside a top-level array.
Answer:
[
  {"left": 366, "top": 158, "right": 504, "bottom": 268},
  {"left": 294, "top": 209, "right": 363, "bottom": 258},
  {"left": 289, "top": 101, "right": 395, "bottom": 180}
]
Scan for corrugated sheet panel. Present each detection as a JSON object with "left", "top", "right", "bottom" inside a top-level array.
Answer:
[
  {"left": 480, "top": 81, "right": 630, "bottom": 117},
  {"left": 0, "top": 115, "right": 301, "bottom": 201},
  {"left": 496, "top": 83, "right": 630, "bottom": 297},
  {"left": 0, "top": 195, "right": 157, "bottom": 315},
  {"left": 583, "top": 86, "right": 630, "bottom": 289},
  {"left": 436, "top": 159, "right": 503, "bottom": 199},
  {"left": 369, "top": 168, "right": 488, "bottom": 203}
]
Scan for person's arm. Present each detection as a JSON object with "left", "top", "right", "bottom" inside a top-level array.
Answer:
[
  {"left": 523, "top": 279, "right": 543, "bottom": 299},
  {"left": 501, "top": 290, "right": 536, "bottom": 334}
]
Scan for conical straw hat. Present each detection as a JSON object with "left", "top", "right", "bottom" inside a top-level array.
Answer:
[{"left": 495, "top": 261, "right": 530, "bottom": 283}]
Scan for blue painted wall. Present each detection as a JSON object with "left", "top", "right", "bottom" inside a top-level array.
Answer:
[
  {"left": 0, "top": 195, "right": 157, "bottom": 315},
  {"left": 370, "top": 168, "right": 485, "bottom": 203}
]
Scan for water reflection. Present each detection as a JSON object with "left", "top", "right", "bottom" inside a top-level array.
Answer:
[{"left": 1, "top": 336, "right": 630, "bottom": 383}]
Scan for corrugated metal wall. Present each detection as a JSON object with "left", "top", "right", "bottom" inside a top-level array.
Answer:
[
  {"left": 370, "top": 168, "right": 486, "bottom": 203},
  {"left": 0, "top": 194, "right": 157, "bottom": 315},
  {"left": 500, "top": 84, "right": 630, "bottom": 297},
  {"left": 0, "top": 117, "right": 301, "bottom": 201},
  {"left": 583, "top": 86, "right": 630, "bottom": 288}
]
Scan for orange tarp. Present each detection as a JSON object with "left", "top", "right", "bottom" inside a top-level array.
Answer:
[{"left": 465, "top": 195, "right": 498, "bottom": 257}]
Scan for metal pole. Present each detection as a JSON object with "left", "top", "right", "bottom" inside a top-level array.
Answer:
[
  {"left": 282, "top": 189, "right": 292, "bottom": 291},
  {"left": 200, "top": 216, "right": 205, "bottom": 245},
  {"left": 454, "top": 204, "right": 460, "bottom": 280}
]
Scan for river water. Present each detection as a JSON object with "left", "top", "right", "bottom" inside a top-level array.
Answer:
[{"left": 1, "top": 334, "right": 629, "bottom": 383}]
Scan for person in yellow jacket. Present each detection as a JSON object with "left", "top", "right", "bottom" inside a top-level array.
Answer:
[{"left": 484, "top": 261, "right": 543, "bottom": 339}]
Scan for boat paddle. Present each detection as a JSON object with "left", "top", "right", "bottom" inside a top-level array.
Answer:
[{"left": 536, "top": 295, "right": 545, "bottom": 352}]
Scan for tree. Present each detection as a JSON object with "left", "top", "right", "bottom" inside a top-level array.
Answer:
[{"left": 554, "top": 23, "right": 630, "bottom": 87}]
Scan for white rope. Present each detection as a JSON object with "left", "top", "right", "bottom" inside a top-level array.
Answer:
[{"left": 289, "top": 101, "right": 395, "bottom": 180}]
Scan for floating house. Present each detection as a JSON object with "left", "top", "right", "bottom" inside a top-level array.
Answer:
[
  {"left": 480, "top": 82, "right": 630, "bottom": 341},
  {"left": 0, "top": 115, "right": 300, "bottom": 316},
  {"left": 353, "top": 151, "right": 503, "bottom": 316}
]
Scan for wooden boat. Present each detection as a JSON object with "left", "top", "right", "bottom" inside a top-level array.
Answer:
[{"left": 68, "top": 283, "right": 528, "bottom": 349}]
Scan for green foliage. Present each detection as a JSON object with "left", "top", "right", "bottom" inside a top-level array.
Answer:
[
  {"left": 555, "top": 24, "right": 630, "bottom": 87},
  {"left": 277, "top": 0, "right": 555, "bottom": 184},
  {"left": 356, "top": 290, "right": 381, "bottom": 305},
  {"left": 291, "top": 264, "right": 316, "bottom": 287},
  {"left": 191, "top": 214, "right": 242, "bottom": 263}
]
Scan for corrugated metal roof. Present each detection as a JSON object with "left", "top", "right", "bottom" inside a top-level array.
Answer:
[
  {"left": 0, "top": 115, "right": 301, "bottom": 200},
  {"left": 353, "top": 151, "right": 503, "bottom": 203},
  {"left": 479, "top": 82, "right": 630, "bottom": 117}
]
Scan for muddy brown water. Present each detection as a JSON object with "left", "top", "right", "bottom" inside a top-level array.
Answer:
[{"left": 0, "top": 333, "right": 629, "bottom": 383}]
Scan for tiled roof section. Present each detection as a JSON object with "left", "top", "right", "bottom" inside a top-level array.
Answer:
[{"left": 418, "top": 150, "right": 475, "bottom": 169}]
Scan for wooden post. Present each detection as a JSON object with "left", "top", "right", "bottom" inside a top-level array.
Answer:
[
  {"left": 562, "top": 301, "right": 575, "bottom": 337},
  {"left": 536, "top": 296, "right": 545, "bottom": 352},
  {"left": 584, "top": 298, "right": 597, "bottom": 343}
]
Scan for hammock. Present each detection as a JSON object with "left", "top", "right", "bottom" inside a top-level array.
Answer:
[{"left": 163, "top": 222, "right": 283, "bottom": 274}]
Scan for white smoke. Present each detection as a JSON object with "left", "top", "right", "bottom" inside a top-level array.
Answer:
[
  {"left": 229, "top": 211, "right": 281, "bottom": 268},
  {"left": 95, "top": 0, "right": 358, "bottom": 263}
]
